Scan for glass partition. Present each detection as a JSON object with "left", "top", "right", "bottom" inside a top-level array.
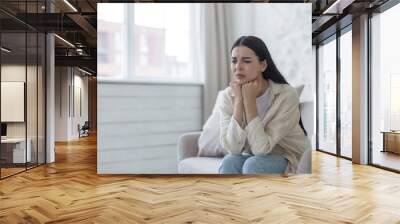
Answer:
[
  {"left": 27, "top": 30, "right": 38, "bottom": 169},
  {"left": 38, "top": 32, "right": 45, "bottom": 165},
  {"left": 1, "top": 31, "right": 28, "bottom": 178},
  {"left": 0, "top": 1, "right": 46, "bottom": 179},
  {"left": 317, "top": 36, "right": 337, "bottom": 155}
]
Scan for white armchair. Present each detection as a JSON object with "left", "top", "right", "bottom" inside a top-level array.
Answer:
[{"left": 177, "top": 101, "right": 314, "bottom": 174}]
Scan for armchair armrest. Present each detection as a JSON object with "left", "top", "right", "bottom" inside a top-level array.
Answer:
[{"left": 177, "top": 132, "right": 201, "bottom": 162}]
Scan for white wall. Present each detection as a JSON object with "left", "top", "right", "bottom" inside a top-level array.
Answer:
[
  {"left": 55, "top": 67, "right": 68, "bottom": 141},
  {"left": 55, "top": 67, "right": 89, "bottom": 141},
  {"left": 80, "top": 75, "right": 89, "bottom": 125},
  {"left": 71, "top": 74, "right": 89, "bottom": 138},
  {"left": 229, "top": 3, "right": 314, "bottom": 102}
]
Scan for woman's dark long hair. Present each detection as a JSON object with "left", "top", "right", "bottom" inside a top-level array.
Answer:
[{"left": 231, "top": 36, "right": 307, "bottom": 136}]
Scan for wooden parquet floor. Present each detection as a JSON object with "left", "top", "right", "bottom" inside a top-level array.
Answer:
[{"left": 1, "top": 134, "right": 400, "bottom": 223}]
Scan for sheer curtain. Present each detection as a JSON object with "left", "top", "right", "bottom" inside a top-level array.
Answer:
[{"left": 201, "top": 3, "right": 233, "bottom": 123}]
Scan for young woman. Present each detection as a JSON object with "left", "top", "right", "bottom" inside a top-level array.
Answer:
[{"left": 218, "top": 36, "right": 311, "bottom": 175}]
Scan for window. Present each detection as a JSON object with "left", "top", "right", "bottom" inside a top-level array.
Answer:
[
  {"left": 339, "top": 28, "right": 352, "bottom": 158},
  {"left": 318, "top": 36, "right": 337, "bottom": 155},
  {"left": 317, "top": 27, "right": 353, "bottom": 159},
  {"left": 98, "top": 3, "right": 202, "bottom": 82},
  {"left": 390, "top": 74, "right": 400, "bottom": 130},
  {"left": 97, "top": 4, "right": 126, "bottom": 79},
  {"left": 98, "top": 32, "right": 109, "bottom": 63},
  {"left": 371, "top": 3, "right": 400, "bottom": 171},
  {"left": 139, "top": 34, "right": 148, "bottom": 66}
]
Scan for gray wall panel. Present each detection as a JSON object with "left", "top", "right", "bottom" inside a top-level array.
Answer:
[{"left": 98, "top": 81, "right": 203, "bottom": 174}]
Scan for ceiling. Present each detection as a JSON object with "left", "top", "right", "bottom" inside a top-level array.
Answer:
[
  {"left": 310, "top": 0, "right": 390, "bottom": 43},
  {"left": 0, "top": 0, "right": 100, "bottom": 74}
]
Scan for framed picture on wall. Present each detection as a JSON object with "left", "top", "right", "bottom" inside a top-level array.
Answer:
[{"left": 1, "top": 81, "right": 25, "bottom": 122}]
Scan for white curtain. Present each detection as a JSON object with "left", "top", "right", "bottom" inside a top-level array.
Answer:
[{"left": 201, "top": 3, "right": 233, "bottom": 123}]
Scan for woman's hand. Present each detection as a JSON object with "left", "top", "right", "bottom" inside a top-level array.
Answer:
[
  {"left": 242, "top": 79, "right": 263, "bottom": 102},
  {"left": 230, "top": 80, "right": 242, "bottom": 101},
  {"left": 230, "top": 80, "right": 244, "bottom": 127},
  {"left": 242, "top": 78, "right": 267, "bottom": 123}
]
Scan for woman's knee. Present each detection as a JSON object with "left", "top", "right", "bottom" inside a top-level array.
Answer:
[
  {"left": 242, "top": 155, "right": 288, "bottom": 174},
  {"left": 219, "top": 155, "right": 247, "bottom": 174}
]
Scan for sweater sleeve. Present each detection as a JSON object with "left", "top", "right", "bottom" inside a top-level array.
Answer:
[
  {"left": 245, "top": 89, "right": 300, "bottom": 156},
  {"left": 219, "top": 89, "right": 247, "bottom": 155}
]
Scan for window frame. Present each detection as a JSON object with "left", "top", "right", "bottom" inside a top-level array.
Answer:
[{"left": 315, "top": 24, "right": 353, "bottom": 161}]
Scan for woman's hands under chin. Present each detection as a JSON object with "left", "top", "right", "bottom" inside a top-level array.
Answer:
[
  {"left": 229, "top": 80, "right": 243, "bottom": 101},
  {"left": 241, "top": 78, "right": 268, "bottom": 123},
  {"left": 242, "top": 78, "right": 265, "bottom": 102},
  {"left": 230, "top": 79, "right": 245, "bottom": 127}
]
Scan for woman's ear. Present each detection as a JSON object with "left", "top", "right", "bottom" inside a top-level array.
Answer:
[{"left": 261, "top": 60, "right": 268, "bottom": 72}]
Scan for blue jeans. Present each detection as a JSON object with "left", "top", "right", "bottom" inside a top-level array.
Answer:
[{"left": 219, "top": 154, "right": 288, "bottom": 174}]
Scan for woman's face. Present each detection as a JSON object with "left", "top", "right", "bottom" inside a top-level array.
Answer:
[{"left": 231, "top": 46, "right": 267, "bottom": 84}]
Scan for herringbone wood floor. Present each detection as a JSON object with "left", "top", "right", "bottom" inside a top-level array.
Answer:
[{"left": 1, "top": 134, "right": 400, "bottom": 223}]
